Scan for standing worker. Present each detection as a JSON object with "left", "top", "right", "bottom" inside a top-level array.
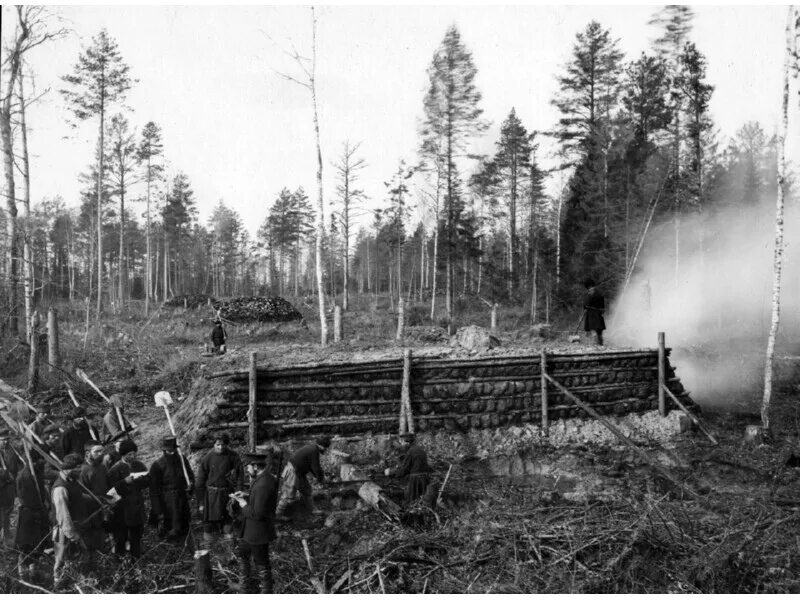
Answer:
[
  {"left": 107, "top": 439, "right": 149, "bottom": 559},
  {"left": 275, "top": 436, "right": 330, "bottom": 519},
  {"left": 52, "top": 453, "right": 91, "bottom": 589},
  {"left": 149, "top": 437, "right": 195, "bottom": 543},
  {"left": 15, "top": 451, "right": 50, "bottom": 580},
  {"left": 583, "top": 279, "right": 606, "bottom": 346},
  {"left": 78, "top": 441, "right": 112, "bottom": 565},
  {"left": 59, "top": 407, "right": 95, "bottom": 458},
  {"left": 232, "top": 452, "right": 278, "bottom": 593},
  {"left": 196, "top": 432, "right": 243, "bottom": 555},
  {"left": 385, "top": 433, "right": 434, "bottom": 505},
  {"left": 101, "top": 394, "right": 134, "bottom": 443},
  {"left": 0, "top": 429, "right": 21, "bottom": 548},
  {"left": 210, "top": 319, "right": 227, "bottom": 355}
]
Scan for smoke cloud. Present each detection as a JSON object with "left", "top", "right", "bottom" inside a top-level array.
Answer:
[{"left": 608, "top": 196, "right": 800, "bottom": 411}]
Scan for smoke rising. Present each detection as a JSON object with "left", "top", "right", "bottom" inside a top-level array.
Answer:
[{"left": 608, "top": 197, "right": 800, "bottom": 410}]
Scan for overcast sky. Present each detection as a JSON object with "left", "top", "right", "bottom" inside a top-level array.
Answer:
[{"left": 4, "top": 3, "right": 796, "bottom": 237}]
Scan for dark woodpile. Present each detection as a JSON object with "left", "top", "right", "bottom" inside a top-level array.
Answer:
[
  {"left": 187, "top": 349, "right": 693, "bottom": 447},
  {"left": 212, "top": 296, "right": 303, "bottom": 323}
]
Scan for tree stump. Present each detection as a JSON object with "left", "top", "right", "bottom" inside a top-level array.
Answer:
[{"left": 194, "top": 549, "right": 213, "bottom": 592}]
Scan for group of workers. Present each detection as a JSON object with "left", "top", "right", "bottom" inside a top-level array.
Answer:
[{"left": 0, "top": 398, "right": 433, "bottom": 593}]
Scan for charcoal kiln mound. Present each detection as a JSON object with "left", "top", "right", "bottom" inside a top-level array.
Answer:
[{"left": 175, "top": 347, "right": 693, "bottom": 450}]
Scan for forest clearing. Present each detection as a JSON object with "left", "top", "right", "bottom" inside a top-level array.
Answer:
[{"left": 2, "top": 3, "right": 800, "bottom": 595}]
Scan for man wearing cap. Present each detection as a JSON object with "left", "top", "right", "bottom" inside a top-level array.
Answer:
[
  {"left": 59, "top": 407, "right": 96, "bottom": 458},
  {"left": 275, "top": 436, "right": 330, "bottom": 518},
  {"left": 78, "top": 441, "right": 113, "bottom": 558},
  {"left": 385, "top": 434, "right": 434, "bottom": 505},
  {"left": 0, "top": 429, "right": 22, "bottom": 548},
  {"left": 583, "top": 279, "right": 606, "bottom": 346},
  {"left": 52, "top": 453, "right": 92, "bottom": 588},
  {"left": 108, "top": 439, "right": 149, "bottom": 559},
  {"left": 15, "top": 450, "right": 50, "bottom": 579},
  {"left": 195, "top": 432, "right": 243, "bottom": 554},
  {"left": 210, "top": 320, "right": 227, "bottom": 355},
  {"left": 101, "top": 394, "right": 134, "bottom": 443},
  {"left": 232, "top": 452, "right": 278, "bottom": 593},
  {"left": 149, "top": 437, "right": 195, "bottom": 542},
  {"left": 29, "top": 405, "right": 55, "bottom": 439}
]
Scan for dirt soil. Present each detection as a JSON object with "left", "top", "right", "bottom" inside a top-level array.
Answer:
[{"left": 2, "top": 303, "right": 800, "bottom": 593}]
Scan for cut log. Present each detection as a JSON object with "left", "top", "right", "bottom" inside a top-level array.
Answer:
[
  {"left": 358, "top": 481, "right": 400, "bottom": 521},
  {"left": 194, "top": 549, "right": 213, "bottom": 593}
]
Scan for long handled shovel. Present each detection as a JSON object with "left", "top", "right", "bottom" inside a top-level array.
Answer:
[
  {"left": 77, "top": 368, "right": 137, "bottom": 433},
  {"left": 154, "top": 391, "right": 192, "bottom": 490},
  {"left": 66, "top": 384, "right": 99, "bottom": 442}
]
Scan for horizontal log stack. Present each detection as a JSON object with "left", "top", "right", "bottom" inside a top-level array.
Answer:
[{"left": 182, "top": 349, "right": 693, "bottom": 448}]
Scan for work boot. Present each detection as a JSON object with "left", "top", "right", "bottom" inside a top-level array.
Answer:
[{"left": 257, "top": 567, "right": 274, "bottom": 593}]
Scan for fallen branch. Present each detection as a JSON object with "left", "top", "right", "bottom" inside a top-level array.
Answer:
[{"left": 662, "top": 384, "right": 717, "bottom": 445}]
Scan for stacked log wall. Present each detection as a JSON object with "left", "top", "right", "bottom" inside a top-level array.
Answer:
[{"left": 197, "top": 349, "right": 691, "bottom": 448}]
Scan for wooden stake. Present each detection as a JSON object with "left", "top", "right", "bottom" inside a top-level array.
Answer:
[
  {"left": 47, "top": 307, "right": 60, "bottom": 372},
  {"left": 334, "top": 305, "right": 342, "bottom": 343},
  {"left": 662, "top": 384, "right": 718, "bottom": 445},
  {"left": 402, "top": 348, "right": 414, "bottom": 433},
  {"left": 396, "top": 298, "right": 405, "bottom": 341},
  {"left": 540, "top": 348, "right": 549, "bottom": 432},
  {"left": 193, "top": 550, "right": 213, "bottom": 593},
  {"left": 249, "top": 351, "right": 257, "bottom": 452},
  {"left": 301, "top": 538, "right": 327, "bottom": 594},
  {"left": 491, "top": 303, "right": 498, "bottom": 332},
  {"left": 658, "top": 332, "right": 666, "bottom": 416},
  {"left": 436, "top": 463, "right": 453, "bottom": 506},
  {"left": 27, "top": 311, "right": 40, "bottom": 395},
  {"left": 545, "top": 373, "right": 699, "bottom": 499}
]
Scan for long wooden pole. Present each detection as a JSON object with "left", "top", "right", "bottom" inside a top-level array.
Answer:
[
  {"left": 544, "top": 373, "right": 699, "bottom": 499},
  {"left": 162, "top": 404, "right": 192, "bottom": 489},
  {"left": 540, "top": 348, "right": 549, "bottom": 431},
  {"left": 662, "top": 384, "right": 718, "bottom": 445},
  {"left": 48, "top": 307, "right": 60, "bottom": 373},
  {"left": 657, "top": 332, "right": 666, "bottom": 416},
  {"left": 402, "top": 348, "right": 414, "bottom": 433},
  {"left": 249, "top": 351, "right": 257, "bottom": 452}
]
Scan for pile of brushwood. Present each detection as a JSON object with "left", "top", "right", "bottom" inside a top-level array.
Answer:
[
  {"left": 165, "top": 294, "right": 215, "bottom": 309},
  {"left": 213, "top": 296, "right": 302, "bottom": 323}
]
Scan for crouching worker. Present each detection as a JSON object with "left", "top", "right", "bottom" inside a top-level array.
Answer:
[
  {"left": 52, "top": 454, "right": 92, "bottom": 589},
  {"left": 210, "top": 320, "right": 227, "bottom": 355},
  {"left": 231, "top": 452, "right": 277, "bottom": 593},
  {"left": 385, "top": 433, "right": 435, "bottom": 506},
  {"left": 275, "top": 436, "right": 330, "bottom": 519}
]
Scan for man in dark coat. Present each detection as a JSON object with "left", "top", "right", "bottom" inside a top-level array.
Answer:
[
  {"left": 232, "top": 452, "right": 278, "bottom": 593},
  {"left": 583, "top": 279, "right": 606, "bottom": 346},
  {"left": 196, "top": 432, "right": 243, "bottom": 552},
  {"left": 52, "top": 453, "right": 92, "bottom": 588},
  {"left": 210, "top": 320, "right": 227, "bottom": 354},
  {"left": 149, "top": 437, "right": 195, "bottom": 543},
  {"left": 59, "top": 407, "right": 96, "bottom": 458},
  {"left": 108, "top": 439, "right": 149, "bottom": 558},
  {"left": 276, "top": 436, "right": 330, "bottom": 518},
  {"left": 15, "top": 451, "right": 50, "bottom": 579},
  {"left": 101, "top": 394, "right": 134, "bottom": 443},
  {"left": 29, "top": 405, "right": 56, "bottom": 439},
  {"left": 386, "top": 433, "right": 434, "bottom": 505},
  {"left": 78, "top": 441, "right": 112, "bottom": 556},
  {"left": 0, "top": 429, "right": 22, "bottom": 548}
]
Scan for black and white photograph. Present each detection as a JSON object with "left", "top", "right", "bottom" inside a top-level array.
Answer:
[{"left": 1, "top": 2, "right": 799, "bottom": 594}]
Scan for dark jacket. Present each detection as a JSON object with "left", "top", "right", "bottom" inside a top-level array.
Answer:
[
  {"left": 14, "top": 465, "right": 50, "bottom": 548},
  {"left": 0, "top": 445, "right": 22, "bottom": 508},
  {"left": 394, "top": 444, "right": 431, "bottom": 477},
  {"left": 102, "top": 409, "right": 132, "bottom": 442},
  {"left": 196, "top": 448, "right": 243, "bottom": 522},
  {"left": 211, "top": 324, "right": 226, "bottom": 346},
  {"left": 149, "top": 452, "right": 194, "bottom": 532},
  {"left": 240, "top": 470, "right": 278, "bottom": 545},
  {"left": 78, "top": 461, "right": 111, "bottom": 535},
  {"left": 584, "top": 290, "right": 606, "bottom": 333},
  {"left": 59, "top": 423, "right": 93, "bottom": 458},
  {"left": 108, "top": 459, "right": 150, "bottom": 527},
  {"left": 290, "top": 444, "right": 324, "bottom": 482}
]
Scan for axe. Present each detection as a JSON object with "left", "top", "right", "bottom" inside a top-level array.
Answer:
[
  {"left": 76, "top": 369, "right": 136, "bottom": 433},
  {"left": 66, "top": 384, "right": 99, "bottom": 442},
  {"left": 154, "top": 391, "right": 192, "bottom": 490}
]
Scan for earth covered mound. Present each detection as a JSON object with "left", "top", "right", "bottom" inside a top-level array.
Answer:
[{"left": 213, "top": 296, "right": 303, "bottom": 323}]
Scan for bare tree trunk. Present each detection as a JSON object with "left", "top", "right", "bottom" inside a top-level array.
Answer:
[
  {"left": 144, "top": 159, "right": 152, "bottom": 315},
  {"left": 27, "top": 310, "right": 39, "bottom": 394},
  {"left": 118, "top": 175, "right": 126, "bottom": 307},
  {"left": 18, "top": 72, "right": 34, "bottom": 340},
  {"left": 311, "top": 8, "right": 328, "bottom": 346},
  {"left": 1, "top": 80, "right": 19, "bottom": 338},
  {"left": 96, "top": 98, "right": 106, "bottom": 318},
  {"left": 762, "top": 7, "right": 793, "bottom": 433}
]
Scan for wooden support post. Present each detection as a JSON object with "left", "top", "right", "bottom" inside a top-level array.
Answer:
[
  {"left": 491, "top": 303, "right": 498, "bottom": 332},
  {"left": 396, "top": 298, "right": 405, "bottom": 341},
  {"left": 658, "top": 332, "right": 666, "bottom": 416},
  {"left": 402, "top": 348, "right": 414, "bottom": 433},
  {"left": 194, "top": 550, "right": 213, "bottom": 593},
  {"left": 540, "top": 348, "right": 549, "bottom": 432},
  {"left": 48, "top": 307, "right": 60, "bottom": 372},
  {"left": 184, "top": 296, "right": 188, "bottom": 310},
  {"left": 27, "top": 311, "right": 40, "bottom": 395},
  {"left": 248, "top": 351, "right": 257, "bottom": 452},
  {"left": 334, "top": 305, "right": 342, "bottom": 343}
]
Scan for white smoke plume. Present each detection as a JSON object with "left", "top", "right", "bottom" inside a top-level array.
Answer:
[{"left": 608, "top": 197, "right": 800, "bottom": 410}]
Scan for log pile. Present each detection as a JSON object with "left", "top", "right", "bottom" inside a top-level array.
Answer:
[
  {"left": 180, "top": 349, "right": 694, "bottom": 448},
  {"left": 212, "top": 296, "right": 303, "bottom": 323}
]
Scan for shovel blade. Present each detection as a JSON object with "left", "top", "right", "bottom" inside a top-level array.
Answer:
[{"left": 154, "top": 391, "right": 173, "bottom": 407}]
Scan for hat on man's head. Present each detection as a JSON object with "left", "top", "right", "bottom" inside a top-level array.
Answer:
[
  {"left": 72, "top": 406, "right": 87, "bottom": 418},
  {"left": 119, "top": 439, "right": 137, "bottom": 456},
  {"left": 161, "top": 437, "right": 178, "bottom": 450},
  {"left": 316, "top": 435, "right": 331, "bottom": 450},
  {"left": 243, "top": 452, "right": 269, "bottom": 466},
  {"left": 213, "top": 432, "right": 231, "bottom": 445},
  {"left": 400, "top": 433, "right": 415, "bottom": 443},
  {"left": 62, "top": 454, "right": 83, "bottom": 470}
]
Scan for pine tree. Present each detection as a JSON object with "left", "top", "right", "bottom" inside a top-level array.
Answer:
[
  {"left": 61, "top": 29, "right": 132, "bottom": 316},
  {"left": 137, "top": 121, "right": 164, "bottom": 312},
  {"left": 420, "top": 25, "right": 487, "bottom": 321},
  {"left": 162, "top": 173, "right": 197, "bottom": 296}
]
